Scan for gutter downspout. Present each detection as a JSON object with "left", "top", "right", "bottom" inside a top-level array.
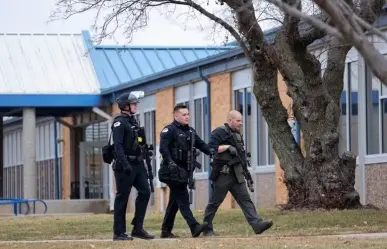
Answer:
[{"left": 198, "top": 67, "right": 213, "bottom": 200}]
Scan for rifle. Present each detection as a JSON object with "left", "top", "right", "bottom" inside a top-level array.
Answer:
[
  {"left": 138, "top": 127, "right": 155, "bottom": 195},
  {"left": 226, "top": 128, "right": 254, "bottom": 192},
  {"left": 187, "top": 130, "right": 201, "bottom": 204}
]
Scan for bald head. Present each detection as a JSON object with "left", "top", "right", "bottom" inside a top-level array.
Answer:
[
  {"left": 227, "top": 110, "right": 242, "bottom": 120},
  {"left": 227, "top": 110, "right": 243, "bottom": 131}
]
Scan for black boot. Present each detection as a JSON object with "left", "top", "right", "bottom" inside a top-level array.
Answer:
[
  {"left": 160, "top": 230, "right": 180, "bottom": 238},
  {"left": 131, "top": 227, "right": 155, "bottom": 240},
  {"left": 253, "top": 219, "right": 273, "bottom": 234},
  {"left": 203, "top": 229, "right": 217, "bottom": 236},
  {"left": 189, "top": 222, "right": 207, "bottom": 238},
  {"left": 113, "top": 233, "right": 133, "bottom": 241}
]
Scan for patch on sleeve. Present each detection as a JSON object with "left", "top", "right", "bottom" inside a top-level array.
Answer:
[
  {"left": 162, "top": 128, "right": 168, "bottom": 133},
  {"left": 113, "top": 121, "right": 121, "bottom": 127}
]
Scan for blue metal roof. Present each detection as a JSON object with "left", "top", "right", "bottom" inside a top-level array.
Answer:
[{"left": 81, "top": 31, "right": 236, "bottom": 92}]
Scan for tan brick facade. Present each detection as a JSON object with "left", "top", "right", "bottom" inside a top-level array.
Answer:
[
  {"left": 155, "top": 88, "right": 175, "bottom": 144},
  {"left": 155, "top": 88, "right": 175, "bottom": 212},
  {"left": 210, "top": 72, "right": 235, "bottom": 209},
  {"left": 210, "top": 73, "right": 232, "bottom": 130},
  {"left": 61, "top": 117, "right": 73, "bottom": 200},
  {"left": 275, "top": 73, "right": 291, "bottom": 205}
]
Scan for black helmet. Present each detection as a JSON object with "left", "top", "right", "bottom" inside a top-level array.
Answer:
[{"left": 116, "top": 91, "right": 144, "bottom": 110}]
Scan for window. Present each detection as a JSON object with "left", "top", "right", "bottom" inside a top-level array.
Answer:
[
  {"left": 193, "top": 97, "right": 209, "bottom": 172},
  {"left": 367, "top": 68, "right": 380, "bottom": 155},
  {"left": 144, "top": 110, "right": 157, "bottom": 176},
  {"left": 234, "top": 87, "right": 275, "bottom": 166},
  {"left": 257, "top": 106, "right": 275, "bottom": 165},
  {"left": 176, "top": 101, "right": 189, "bottom": 109},
  {"left": 349, "top": 61, "right": 359, "bottom": 155},
  {"left": 337, "top": 61, "right": 360, "bottom": 154},
  {"left": 135, "top": 114, "right": 140, "bottom": 125},
  {"left": 234, "top": 88, "right": 250, "bottom": 151},
  {"left": 338, "top": 64, "right": 349, "bottom": 154},
  {"left": 3, "top": 119, "right": 64, "bottom": 199},
  {"left": 84, "top": 122, "right": 109, "bottom": 142},
  {"left": 339, "top": 58, "right": 387, "bottom": 155}
]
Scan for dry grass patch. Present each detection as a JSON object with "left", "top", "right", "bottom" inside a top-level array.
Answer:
[
  {"left": 0, "top": 237, "right": 387, "bottom": 249},
  {"left": 0, "top": 208, "right": 387, "bottom": 240}
]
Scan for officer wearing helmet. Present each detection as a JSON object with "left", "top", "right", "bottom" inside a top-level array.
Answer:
[{"left": 111, "top": 91, "right": 154, "bottom": 241}]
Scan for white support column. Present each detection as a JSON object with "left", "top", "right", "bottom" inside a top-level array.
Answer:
[
  {"left": 23, "top": 108, "right": 37, "bottom": 199},
  {"left": 358, "top": 56, "right": 367, "bottom": 205}
]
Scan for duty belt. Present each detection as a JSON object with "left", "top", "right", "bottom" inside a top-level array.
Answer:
[{"left": 126, "top": 155, "right": 143, "bottom": 162}]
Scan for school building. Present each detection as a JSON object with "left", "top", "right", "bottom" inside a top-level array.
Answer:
[{"left": 1, "top": 8, "right": 387, "bottom": 214}]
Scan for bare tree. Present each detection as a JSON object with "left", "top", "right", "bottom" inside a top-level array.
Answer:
[
  {"left": 267, "top": 0, "right": 387, "bottom": 87},
  {"left": 52, "top": 0, "right": 385, "bottom": 209}
]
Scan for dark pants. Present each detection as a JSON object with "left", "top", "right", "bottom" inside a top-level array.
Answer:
[
  {"left": 161, "top": 184, "right": 199, "bottom": 232},
  {"left": 203, "top": 173, "right": 262, "bottom": 231},
  {"left": 113, "top": 162, "right": 151, "bottom": 235}
]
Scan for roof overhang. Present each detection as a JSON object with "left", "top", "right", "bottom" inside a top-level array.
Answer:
[{"left": 0, "top": 93, "right": 102, "bottom": 117}]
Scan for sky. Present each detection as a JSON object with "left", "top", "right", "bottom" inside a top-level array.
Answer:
[{"left": 0, "top": 0, "right": 273, "bottom": 47}]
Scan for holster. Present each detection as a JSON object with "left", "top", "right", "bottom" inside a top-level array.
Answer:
[
  {"left": 209, "top": 162, "right": 221, "bottom": 181},
  {"left": 158, "top": 164, "right": 171, "bottom": 184},
  {"left": 158, "top": 163, "right": 188, "bottom": 186}
]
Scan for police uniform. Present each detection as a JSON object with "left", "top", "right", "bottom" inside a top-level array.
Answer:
[
  {"left": 202, "top": 123, "right": 273, "bottom": 236},
  {"left": 111, "top": 92, "right": 154, "bottom": 241},
  {"left": 158, "top": 120, "right": 214, "bottom": 238}
]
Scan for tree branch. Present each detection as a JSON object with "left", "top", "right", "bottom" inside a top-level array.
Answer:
[
  {"left": 299, "top": 26, "right": 326, "bottom": 47},
  {"left": 282, "top": 0, "right": 302, "bottom": 45},
  {"left": 222, "top": 0, "right": 265, "bottom": 56},
  {"left": 163, "top": 0, "right": 251, "bottom": 56},
  {"left": 339, "top": 0, "right": 387, "bottom": 42},
  {"left": 313, "top": 0, "right": 387, "bottom": 85},
  {"left": 265, "top": 0, "right": 344, "bottom": 39}
]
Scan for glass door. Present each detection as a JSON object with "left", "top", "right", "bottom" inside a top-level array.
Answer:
[{"left": 79, "top": 141, "right": 109, "bottom": 199}]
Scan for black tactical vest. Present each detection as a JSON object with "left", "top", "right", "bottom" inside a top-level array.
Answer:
[
  {"left": 170, "top": 127, "right": 192, "bottom": 163},
  {"left": 113, "top": 114, "right": 142, "bottom": 157}
]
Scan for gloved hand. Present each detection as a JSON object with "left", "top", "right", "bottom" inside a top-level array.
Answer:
[
  {"left": 123, "top": 163, "right": 132, "bottom": 175},
  {"left": 227, "top": 145, "right": 238, "bottom": 156},
  {"left": 168, "top": 161, "right": 177, "bottom": 169},
  {"left": 209, "top": 148, "right": 217, "bottom": 156}
]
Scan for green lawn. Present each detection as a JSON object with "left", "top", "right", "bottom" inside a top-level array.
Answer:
[{"left": 0, "top": 208, "right": 387, "bottom": 241}]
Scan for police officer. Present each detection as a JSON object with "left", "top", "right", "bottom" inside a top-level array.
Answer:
[
  {"left": 202, "top": 110, "right": 273, "bottom": 236},
  {"left": 158, "top": 104, "right": 215, "bottom": 238},
  {"left": 111, "top": 91, "right": 154, "bottom": 241}
]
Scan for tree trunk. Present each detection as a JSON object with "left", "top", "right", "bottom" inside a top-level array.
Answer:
[
  {"left": 252, "top": 44, "right": 362, "bottom": 210},
  {"left": 255, "top": 74, "right": 362, "bottom": 209},
  {"left": 288, "top": 131, "right": 361, "bottom": 209}
]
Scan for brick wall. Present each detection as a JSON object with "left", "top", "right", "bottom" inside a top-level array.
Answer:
[
  {"left": 155, "top": 88, "right": 175, "bottom": 212},
  {"left": 61, "top": 117, "right": 72, "bottom": 200},
  {"left": 210, "top": 72, "right": 235, "bottom": 209}
]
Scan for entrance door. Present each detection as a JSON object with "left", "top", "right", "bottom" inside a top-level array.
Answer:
[{"left": 79, "top": 141, "right": 109, "bottom": 199}]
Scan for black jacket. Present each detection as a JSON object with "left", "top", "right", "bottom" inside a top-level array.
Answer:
[{"left": 159, "top": 120, "right": 211, "bottom": 168}]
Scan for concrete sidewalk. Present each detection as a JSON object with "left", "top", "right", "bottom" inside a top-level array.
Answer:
[{"left": 0, "top": 232, "right": 387, "bottom": 244}]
